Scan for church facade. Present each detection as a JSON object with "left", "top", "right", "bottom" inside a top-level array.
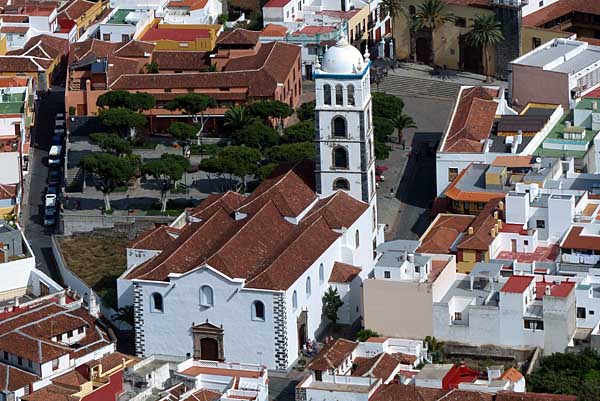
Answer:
[{"left": 117, "top": 37, "right": 383, "bottom": 370}]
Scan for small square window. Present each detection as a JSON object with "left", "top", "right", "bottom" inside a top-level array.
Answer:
[
  {"left": 102, "top": 34, "right": 110, "bottom": 41},
  {"left": 590, "top": 310, "right": 595, "bottom": 315},
  {"left": 524, "top": 240, "right": 529, "bottom": 246},
  {"left": 415, "top": 266, "right": 420, "bottom": 273},
  {"left": 577, "top": 307, "right": 587, "bottom": 319},
  {"left": 384, "top": 271, "right": 391, "bottom": 279},
  {"left": 454, "top": 312, "right": 462, "bottom": 321},
  {"left": 536, "top": 220, "right": 545, "bottom": 229},
  {"left": 448, "top": 168, "right": 459, "bottom": 182}
]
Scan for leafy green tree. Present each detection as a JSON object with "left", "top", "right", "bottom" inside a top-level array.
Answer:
[
  {"left": 256, "top": 163, "right": 278, "bottom": 181},
  {"left": 169, "top": 121, "right": 198, "bottom": 155},
  {"left": 425, "top": 336, "right": 445, "bottom": 363},
  {"left": 283, "top": 120, "right": 314, "bottom": 143},
  {"left": 144, "top": 61, "right": 159, "bottom": 74},
  {"left": 414, "top": 0, "right": 454, "bottom": 65},
  {"left": 89, "top": 133, "right": 132, "bottom": 156},
  {"left": 224, "top": 105, "right": 257, "bottom": 131},
  {"left": 296, "top": 101, "right": 315, "bottom": 121},
  {"left": 99, "top": 107, "right": 147, "bottom": 139},
  {"left": 322, "top": 287, "right": 343, "bottom": 329},
  {"left": 165, "top": 93, "right": 216, "bottom": 145},
  {"left": 356, "top": 329, "right": 380, "bottom": 342},
  {"left": 79, "top": 153, "right": 136, "bottom": 210},
  {"left": 372, "top": 92, "right": 404, "bottom": 121},
  {"left": 200, "top": 146, "right": 261, "bottom": 190},
  {"left": 391, "top": 112, "right": 417, "bottom": 143},
  {"left": 96, "top": 91, "right": 155, "bottom": 111},
  {"left": 142, "top": 154, "right": 191, "bottom": 212},
  {"left": 373, "top": 116, "right": 395, "bottom": 143},
  {"left": 232, "top": 121, "right": 279, "bottom": 149},
  {"left": 374, "top": 140, "right": 391, "bottom": 160},
  {"left": 528, "top": 349, "right": 600, "bottom": 399},
  {"left": 112, "top": 305, "right": 135, "bottom": 327},
  {"left": 265, "top": 142, "right": 314, "bottom": 163},
  {"left": 248, "top": 100, "right": 293, "bottom": 128},
  {"left": 465, "top": 14, "right": 504, "bottom": 81}
]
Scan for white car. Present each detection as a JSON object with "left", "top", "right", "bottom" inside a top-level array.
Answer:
[
  {"left": 48, "top": 145, "right": 62, "bottom": 166},
  {"left": 55, "top": 120, "right": 64, "bottom": 127},
  {"left": 45, "top": 194, "right": 56, "bottom": 208},
  {"left": 56, "top": 113, "right": 64, "bottom": 119}
]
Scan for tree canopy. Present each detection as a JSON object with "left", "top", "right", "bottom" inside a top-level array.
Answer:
[
  {"left": 165, "top": 93, "right": 216, "bottom": 118},
  {"left": 248, "top": 100, "right": 293, "bottom": 123},
  {"left": 296, "top": 101, "right": 315, "bottom": 121},
  {"left": 265, "top": 142, "right": 314, "bottom": 163},
  {"left": 142, "top": 154, "right": 190, "bottom": 212},
  {"left": 169, "top": 122, "right": 198, "bottom": 143},
  {"left": 528, "top": 349, "right": 600, "bottom": 401},
  {"left": 99, "top": 107, "right": 147, "bottom": 139},
  {"left": 232, "top": 121, "right": 279, "bottom": 149},
  {"left": 97, "top": 91, "right": 155, "bottom": 111},
  {"left": 89, "top": 132, "right": 132, "bottom": 156},
  {"left": 282, "top": 120, "right": 314, "bottom": 144},
  {"left": 224, "top": 105, "right": 257, "bottom": 131},
  {"left": 79, "top": 153, "right": 136, "bottom": 210},
  {"left": 322, "top": 287, "right": 343, "bottom": 328},
  {"left": 199, "top": 146, "right": 261, "bottom": 190},
  {"left": 372, "top": 92, "right": 404, "bottom": 121}
]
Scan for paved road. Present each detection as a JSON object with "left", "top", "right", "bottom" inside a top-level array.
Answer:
[{"left": 22, "top": 89, "right": 65, "bottom": 281}]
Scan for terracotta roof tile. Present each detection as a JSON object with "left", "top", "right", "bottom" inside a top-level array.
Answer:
[
  {"left": 129, "top": 225, "right": 177, "bottom": 250},
  {"left": 58, "top": 0, "right": 96, "bottom": 20},
  {"left": 0, "top": 26, "right": 28, "bottom": 34},
  {"left": 217, "top": 28, "right": 260, "bottom": 46},
  {"left": 456, "top": 201, "right": 504, "bottom": 251},
  {"left": 501, "top": 367, "right": 523, "bottom": 382},
  {"left": 441, "top": 86, "right": 499, "bottom": 153},
  {"left": 142, "top": 27, "right": 211, "bottom": 42},
  {"left": 329, "top": 261, "right": 361, "bottom": 283},
  {"left": 523, "top": 0, "right": 600, "bottom": 27},
  {"left": 114, "top": 40, "right": 155, "bottom": 58},
  {"left": 417, "top": 214, "right": 475, "bottom": 254},
  {"left": 183, "top": 388, "right": 222, "bottom": 401},
  {"left": 562, "top": 226, "right": 600, "bottom": 251},
  {"left": 151, "top": 50, "right": 210, "bottom": 71},
  {"left": 0, "top": 362, "right": 38, "bottom": 392},
  {"left": 190, "top": 191, "right": 246, "bottom": 219},
  {"left": 306, "top": 338, "right": 357, "bottom": 371},
  {"left": 491, "top": 156, "right": 533, "bottom": 168},
  {"left": 0, "top": 184, "right": 16, "bottom": 200},
  {"left": 501, "top": 275, "right": 534, "bottom": 293},
  {"left": 352, "top": 353, "right": 410, "bottom": 380},
  {"left": 51, "top": 369, "right": 88, "bottom": 387},
  {"left": 303, "top": 191, "right": 368, "bottom": 229},
  {"left": 0, "top": 56, "right": 49, "bottom": 72},
  {"left": 495, "top": 393, "right": 577, "bottom": 401},
  {"left": 260, "top": 23, "right": 288, "bottom": 37},
  {"left": 7, "top": 34, "right": 68, "bottom": 60},
  {"left": 166, "top": 0, "right": 209, "bottom": 11},
  {"left": 21, "top": 384, "right": 75, "bottom": 401}
]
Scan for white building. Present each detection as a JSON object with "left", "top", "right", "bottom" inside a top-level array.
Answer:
[
  {"left": 157, "top": 0, "right": 223, "bottom": 25},
  {"left": 96, "top": 8, "right": 154, "bottom": 42},
  {"left": 436, "top": 85, "right": 562, "bottom": 196},
  {"left": 433, "top": 272, "right": 576, "bottom": 355},
  {"left": 118, "top": 36, "right": 384, "bottom": 371}
]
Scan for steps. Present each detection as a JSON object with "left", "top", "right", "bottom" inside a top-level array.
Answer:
[{"left": 373, "top": 75, "right": 462, "bottom": 100}]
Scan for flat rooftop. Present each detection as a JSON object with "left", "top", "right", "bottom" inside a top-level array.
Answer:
[
  {"left": 107, "top": 9, "right": 135, "bottom": 24},
  {"left": 441, "top": 277, "right": 500, "bottom": 307},
  {"left": 301, "top": 380, "right": 373, "bottom": 393},
  {"left": 180, "top": 365, "right": 263, "bottom": 379},
  {"left": 513, "top": 39, "right": 600, "bottom": 74}
]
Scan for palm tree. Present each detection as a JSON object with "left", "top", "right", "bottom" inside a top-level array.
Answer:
[
  {"left": 224, "top": 105, "right": 256, "bottom": 131},
  {"left": 415, "top": 0, "right": 454, "bottom": 65},
  {"left": 425, "top": 335, "right": 445, "bottom": 362},
  {"left": 391, "top": 112, "right": 417, "bottom": 144},
  {"left": 379, "top": 0, "right": 403, "bottom": 39},
  {"left": 465, "top": 14, "right": 504, "bottom": 82}
]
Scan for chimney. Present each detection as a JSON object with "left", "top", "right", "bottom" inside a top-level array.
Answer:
[
  {"left": 491, "top": 228, "right": 496, "bottom": 238},
  {"left": 407, "top": 253, "right": 415, "bottom": 263},
  {"left": 498, "top": 201, "right": 504, "bottom": 211},
  {"left": 545, "top": 285, "right": 551, "bottom": 296},
  {"left": 493, "top": 211, "right": 499, "bottom": 219},
  {"left": 468, "top": 227, "right": 474, "bottom": 235},
  {"left": 497, "top": 219, "right": 503, "bottom": 230}
]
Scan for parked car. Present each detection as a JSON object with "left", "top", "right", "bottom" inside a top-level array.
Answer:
[
  {"left": 45, "top": 185, "right": 58, "bottom": 203},
  {"left": 43, "top": 207, "right": 56, "bottom": 226},
  {"left": 56, "top": 113, "right": 64, "bottom": 119},
  {"left": 47, "top": 169, "right": 61, "bottom": 185},
  {"left": 48, "top": 145, "right": 62, "bottom": 166}
]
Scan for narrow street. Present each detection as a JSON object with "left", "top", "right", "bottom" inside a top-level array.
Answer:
[{"left": 22, "top": 89, "right": 65, "bottom": 281}]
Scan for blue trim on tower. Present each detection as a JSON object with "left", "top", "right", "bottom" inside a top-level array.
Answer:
[{"left": 313, "top": 61, "right": 372, "bottom": 79}]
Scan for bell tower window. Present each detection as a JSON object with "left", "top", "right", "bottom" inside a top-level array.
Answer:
[
  {"left": 323, "top": 84, "right": 332, "bottom": 105},
  {"left": 335, "top": 84, "right": 343, "bottom": 105},
  {"left": 347, "top": 84, "right": 355, "bottom": 106},
  {"left": 332, "top": 116, "right": 347, "bottom": 138},
  {"left": 333, "top": 147, "right": 349, "bottom": 169}
]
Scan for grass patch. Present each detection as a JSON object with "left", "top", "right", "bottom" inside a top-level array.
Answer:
[{"left": 57, "top": 233, "right": 128, "bottom": 310}]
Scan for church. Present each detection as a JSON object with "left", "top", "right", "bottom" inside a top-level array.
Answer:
[{"left": 117, "top": 36, "right": 383, "bottom": 370}]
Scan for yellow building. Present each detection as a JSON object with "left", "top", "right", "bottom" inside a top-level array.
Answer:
[
  {"left": 140, "top": 22, "right": 222, "bottom": 51},
  {"left": 58, "top": 0, "right": 104, "bottom": 39}
]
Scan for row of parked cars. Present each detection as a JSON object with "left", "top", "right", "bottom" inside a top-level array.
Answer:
[{"left": 44, "top": 114, "right": 64, "bottom": 227}]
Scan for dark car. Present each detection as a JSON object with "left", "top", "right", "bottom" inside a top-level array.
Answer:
[
  {"left": 43, "top": 206, "right": 56, "bottom": 227},
  {"left": 51, "top": 135, "right": 63, "bottom": 146},
  {"left": 47, "top": 169, "right": 61, "bottom": 185}
]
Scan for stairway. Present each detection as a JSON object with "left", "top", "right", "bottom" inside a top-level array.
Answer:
[{"left": 373, "top": 75, "right": 462, "bottom": 100}]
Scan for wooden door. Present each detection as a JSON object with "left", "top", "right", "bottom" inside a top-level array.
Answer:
[{"left": 200, "top": 338, "right": 219, "bottom": 361}]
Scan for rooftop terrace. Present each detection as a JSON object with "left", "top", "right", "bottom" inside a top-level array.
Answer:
[
  {"left": 0, "top": 92, "right": 25, "bottom": 115},
  {"left": 107, "top": 8, "right": 135, "bottom": 24}
]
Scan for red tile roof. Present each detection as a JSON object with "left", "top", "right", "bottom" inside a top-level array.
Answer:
[
  {"left": 562, "top": 226, "right": 600, "bottom": 251},
  {"left": 126, "top": 163, "right": 365, "bottom": 291},
  {"left": 456, "top": 201, "right": 504, "bottom": 251},
  {"left": 444, "top": 167, "right": 506, "bottom": 203},
  {"left": 293, "top": 25, "right": 335, "bottom": 36},
  {"left": 166, "top": 0, "right": 209, "bottom": 11},
  {"left": 329, "top": 261, "right": 361, "bottom": 283},
  {"left": 263, "top": 0, "right": 291, "bottom": 8},
  {"left": 0, "top": 56, "right": 50, "bottom": 72},
  {"left": 7, "top": 34, "right": 68, "bottom": 61},
  {"left": 0, "top": 26, "right": 28, "bottom": 34},
  {"left": 523, "top": 0, "right": 600, "bottom": 27},
  {"left": 21, "top": 384, "right": 74, "bottom": 401},
  {"left": 142, "top": 27, "right": 211, "bottom": 42},
  {"left": 58, "top": 0, "right": 97, "bottom": 20},
  {"left": 417, "top": 214, "right": 475, "bottom": 254},
  {"left": 0, "top": 362, "right": 38, "bottom": 392},
  {"left": 501, "top": 367, "right": 524, "bottom": 383},
  {"left": 216, "top": 28, "right": 260, "bottom": 46},
  {"left": 0, "top": 184, "right": 16, "bottom": 200},
  {"left": 306, "top": 338, "right": 357, "bottom": 371},
  {"left": 441, "top": 86, "right": 499, "bottom": 153},
  {"left": 492, "top": 156, "right": 533, "bottom": 168},
  {"left": 352, "top": 353, "right": 416, "bottom": 380},
  {"left": 151, "top": 50, "right": 210, "bottom": 71},
  {"left": 495, "top": 394, "right": 577, "bottom": 401},
  {"left": 260, "top": 23, "right": 288, "bottom": 37},
  {"left": 500, "top": 275, "right": 534, "bottom": 294},
  {"left": 129, "top": 225, "right": 177, "bottom": 250},
  {"left": 51, "top": 369, "right": 88, "bottom": 387},
  {"left": 317, "top": 9, "right": 361, "bottom": 19},
  {"left": 535, "top": 280, "right": 575, "bottom": 299}
]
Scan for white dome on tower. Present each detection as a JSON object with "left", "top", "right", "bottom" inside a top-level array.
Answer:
[{"left": 320, "top": 34, "right": 368, "bottom": 74}]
